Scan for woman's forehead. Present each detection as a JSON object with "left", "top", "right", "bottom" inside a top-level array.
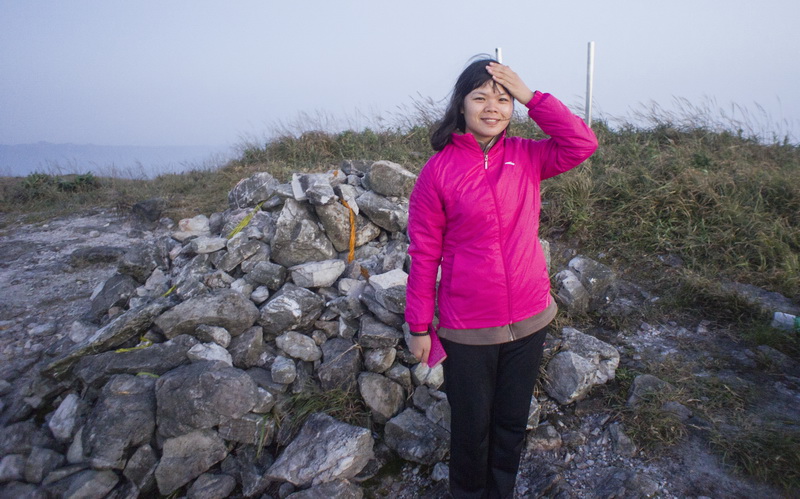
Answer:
[{"left": 469, "top": 80, "right": 508, "bottom": 96}]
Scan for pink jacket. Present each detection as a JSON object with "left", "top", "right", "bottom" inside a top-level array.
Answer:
[{"left": 405, "top": 91, "right": 598, "bottom": 334}]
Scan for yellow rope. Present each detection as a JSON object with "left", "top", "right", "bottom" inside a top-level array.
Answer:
[
  {"left": 341, "top": 199, "right": 356, "bottom": 263},
  {"left": 227, "top": 201, "right": 265, "bottom": 239},
  {"left": 115, "top": 338, "right": 153, "bottom": 353}
]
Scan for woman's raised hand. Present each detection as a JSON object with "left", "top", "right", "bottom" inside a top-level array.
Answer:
[{"left": 486, "top": 62, "right": 534, "bottom": 106}]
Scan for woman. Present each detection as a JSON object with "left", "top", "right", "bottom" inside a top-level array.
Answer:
[{"left": 405, "top": 57, "right": 598, "bottom": 498}]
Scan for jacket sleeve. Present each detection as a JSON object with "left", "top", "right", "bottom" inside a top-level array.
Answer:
[
  {"left": 526, "top": 91, "right": 598, "bottom": 179},
  {"left": 405, "top": 161, "right": 446, "bottom": 332}
]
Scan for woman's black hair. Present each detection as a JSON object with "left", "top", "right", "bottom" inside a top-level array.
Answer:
[{"left": 430, "top": 56, "right": 509, "bottom": 151}]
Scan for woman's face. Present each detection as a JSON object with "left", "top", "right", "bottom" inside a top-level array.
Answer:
[{"left": 461, "top": 80, "right": 513, "bottom": 146}]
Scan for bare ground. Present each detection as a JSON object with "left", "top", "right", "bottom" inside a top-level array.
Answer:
[{"left": 0, "top": 209, "right": 796, "bottom": 498}]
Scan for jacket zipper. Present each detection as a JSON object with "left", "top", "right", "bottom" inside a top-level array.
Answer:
[{"left": 482, "top": 148, "right": 515, "bottom": 334}]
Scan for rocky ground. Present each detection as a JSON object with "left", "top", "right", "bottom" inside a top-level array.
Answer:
[{"left": 1, "top": 207, "right": 797, "bottom": 498}]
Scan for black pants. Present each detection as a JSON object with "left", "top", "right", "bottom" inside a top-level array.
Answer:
[{"left": 441, "top": 327, "right": 548, "bottom": 499}]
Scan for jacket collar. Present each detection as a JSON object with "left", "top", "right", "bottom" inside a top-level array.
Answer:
[{"left": 450, "top": 129, "right": 507, "bottom": 155}]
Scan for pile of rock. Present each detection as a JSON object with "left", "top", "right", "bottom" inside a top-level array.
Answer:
[{"left": 0, "top": 160, "right": 625, "bottom": 498}]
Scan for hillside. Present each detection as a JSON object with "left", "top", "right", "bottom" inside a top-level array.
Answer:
[{"left": 0, "top": 112, "right": 798, "bottom": 496}]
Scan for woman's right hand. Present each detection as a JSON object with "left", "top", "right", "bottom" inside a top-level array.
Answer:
[{"left": 408, "top": 334, "right": 432, "bottom": 365}]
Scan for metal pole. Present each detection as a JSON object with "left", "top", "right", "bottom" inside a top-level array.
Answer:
[
  {"left": 495, "top": 47, "right": 503, "bottom": 64},
  {"left": 585, "top": 41, "right": 595, "bottom": 126}
]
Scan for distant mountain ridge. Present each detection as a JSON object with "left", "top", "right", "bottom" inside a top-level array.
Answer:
[{"left": 0, "top": 142, "right": 233, "bottom": 178}]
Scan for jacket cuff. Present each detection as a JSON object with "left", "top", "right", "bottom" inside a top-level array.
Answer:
[
  {"left": 525, "top": 90, "right": 545, "bottom": 109},
  {"left": 408, "top": 323, "right": 429, "bottom": 333}
]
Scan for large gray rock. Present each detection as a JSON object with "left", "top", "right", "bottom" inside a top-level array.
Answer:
[
  {"left": 247, "top": 260, "right": 288, "bottom": 290},
  {"left": 220, "top": 445, "right": 274, "bottom": 498},
  {"left": 60, "top": 470, "right": 120, "bottom": 499},
  {"left": 174, "top": 254, "right": 213, "bottom": 300},
  {"left": 24, "top": 446, "right": 65, "bottom": 484},
  {"left": 358, "top": 372, "right": 405, "bottom": 424},
  {"left": 217, "top": 240, "right": 266, "bottom": 273},
  {"left": 364, "top": 347, "right": 396, "bottom": 374},
  {"left": 560, "top": 327, "right": 620, "bottom": 384},
  {"left": 314, "top": 202, "right": 381, "bottom": 253},
  {"left": 123, "top": 444, "right": 158, "bottom": 494},
  {"left": 568, "top": 256, "right": 617, "bottom": 310},
  {"left": 266, "top": 413, "right": 373, "bottom": 487},
  {"left": 554, "top": 269, "right": 590, "bottom": 313},
  {"left": 720, "top": 280, "right": 800, "bottom": 316},
  {"left": 276, "top": 331, "right": 323, "bottom": 362},
  {"left": 187, "top": 473, "right": 237, "bottom": 499},
  {"left": 228, "top": 326, "right": 266, "bottom": 369},
  {"left": 368, "top": 269, "right": 407, "bottom": 314},
  {"left": 155, "top": 289, "right": 259, "bottom": 339},
  {"left": 218, "top": 413, "right": 276, "bottom": 446},
  {"left": 228, "top": 172, "right": 281, "bottom": 209},
  {"left": 173, "top": 214, "right": 212, "bottom": 242},
  {"left": 359, "top": 285, "right": 405, "bottom": 328},
  {"left": 47, "top": 393, "right": 85, "bottom": 442},
  {"left": 317, "top": 338, "right": 362, "bottom": 391},
  {"left": 544, "top": 352, "right": 598, "bottom": 405},
  {"left": 155, "top": 361, "right": 258, "bottom": 438},
  {"left": 358, "top": 315, "right": 403, "bottom": 348},
  {"left": 73, "top": 334, "right": 197, "bottom": 388},
  {"left": 119, "top": 243, "right": 165, "bottom": 283},
  {"left": 380, "top": 239, "right": 409, "bottom": 273},
  {"left": 0, "top": 421, "right": 56, "bottom": 457},
  {"left": 272, "top": 199, "right": 337, "bottom": 267},
  {"left": 543, "top": 328, "right": 619, "bottom": 405},
  {"left": 364, "top": 160, "right": 416, "bottom": 198},
  {"left": 272, "top": 356, "right": 298, "bottom": 384},
  {"left": 86, "top": 273, "right": 138, "bottom": 323},
  {"left": 43, "top": 299, "right": 170, "bottom": 379},
  {"left": 190, "top": 236, "right": 228, "bottom": 254},
  {"left": 188, "top": 342, "right": 233, "bottom": 366},
  {"left": 259, "top": 283, "right": 325, "bottom": 339},
  {"left": 221, "top": 209, "right": 276, "bottom": 243},
  {"left": 195, "top": 325, "right": 231, "bottom": 347},
  {"left": 83, "top": 374, "right": 156, "bottom": 470},
  {"left": 384, "top": 408, "right": 450, "bottom": 464},
  {"left": 290, "top": 259, "right": 346, "bottom": 288},
  {"left": 155, "top": 429, "right": 229, "bottom": 495},
  {"left": 355, "top": 191, "right": 408, "bottom": 233},
  {"left": 0, "top": 454, "right": 26, "bottom": 482},
  {"left": 286, "top": 480, "right": 364, "bottom": 499}
]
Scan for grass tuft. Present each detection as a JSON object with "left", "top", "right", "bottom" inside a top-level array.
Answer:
[
  {"left": 277, "top": 387, "right": 371, "bottom": 438},
  {"left": 712, "top": 418, "right": 800, "bottom": 491}
]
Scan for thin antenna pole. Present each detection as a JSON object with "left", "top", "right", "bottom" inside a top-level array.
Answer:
[
  {"left": 495, "top": 47, "right": 503, "bottom": 64},
  {"left": 585, "top": 41, "right": 595, "bottom": 126}
]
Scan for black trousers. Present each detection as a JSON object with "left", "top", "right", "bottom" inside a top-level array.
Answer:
[{"left": 441, "top": 327, "right": 548, "bottom": 499}]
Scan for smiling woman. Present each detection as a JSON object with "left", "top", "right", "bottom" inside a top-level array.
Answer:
[{"left": 405, "top": 56, "right": 598, "bottom": 498}]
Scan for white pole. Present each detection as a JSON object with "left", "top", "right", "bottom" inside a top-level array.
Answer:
[
  {"left": 495, "top": 47, "right": 503, "bottom": 64},
  {"left": 585, "top": 41, "right": 595, "bottom": 127}
]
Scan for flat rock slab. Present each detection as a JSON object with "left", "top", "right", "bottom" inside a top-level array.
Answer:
[
  {"left": 154, "top": 289, "right": 259, "bottom": 339},
  {"left": 266, "top": 412, "right": 373, "bottom": 487}
]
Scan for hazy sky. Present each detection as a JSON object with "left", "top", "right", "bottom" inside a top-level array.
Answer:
[{"left": 2, "top": 0, "right": 799, "bottom": 148}]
